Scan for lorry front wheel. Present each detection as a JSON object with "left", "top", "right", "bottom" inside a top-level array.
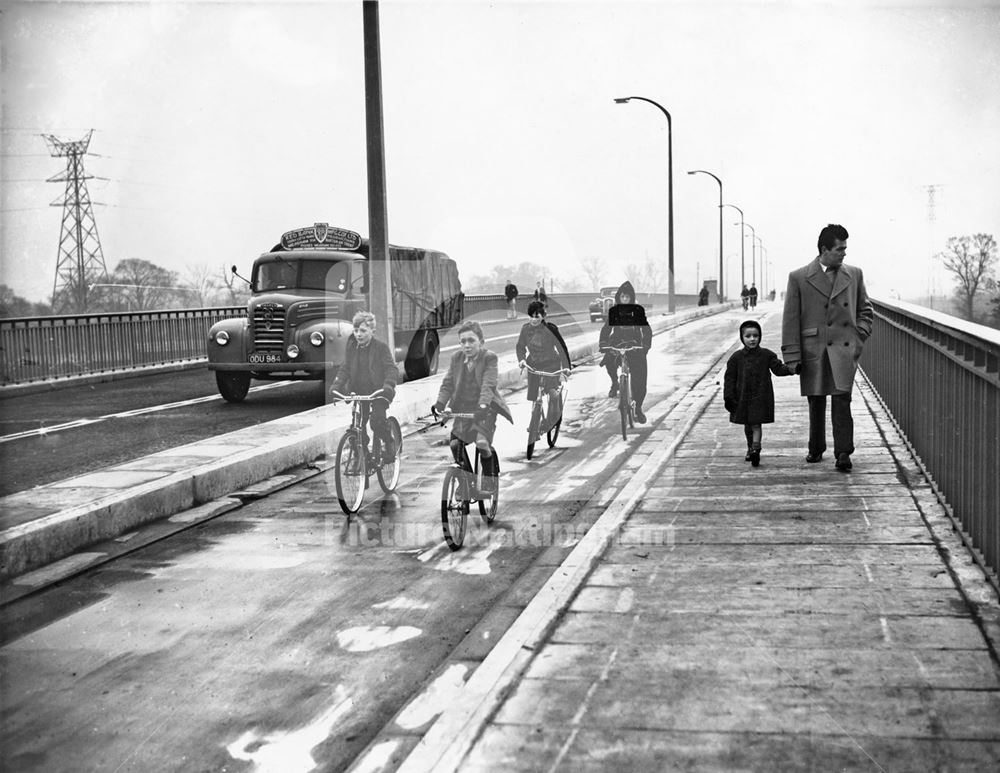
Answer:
[
  {"left": 404, "top": 331, "right": 439, "bottom": 380},
  {"left": 216, "top": 371, "right": 251, "bottom": 403}
]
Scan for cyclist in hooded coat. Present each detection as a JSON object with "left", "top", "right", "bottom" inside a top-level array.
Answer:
[{"left": 598, "top": 280, "right": 652, "bottom": 423}]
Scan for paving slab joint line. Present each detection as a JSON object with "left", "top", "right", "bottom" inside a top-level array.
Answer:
[
  {"left": 857, "top": 369, "right": 999, "bottom": 600},
  {"left": 856, "top": 372, "right": 1000, "bottom": 667},
  {"left": 387, "top": 380, "right": 720, "bottom": 773}
]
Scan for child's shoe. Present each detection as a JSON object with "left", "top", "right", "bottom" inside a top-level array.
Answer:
[
  {"left": 749, "top": 444, "right": 761, "bottom": 467},
  {"left": 744, "top": 447, "right": 753, "bottom": 462}
]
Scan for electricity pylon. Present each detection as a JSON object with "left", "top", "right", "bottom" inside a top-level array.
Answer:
[{"left": 43, "top": 129, "right": 110, "bottom": 313}]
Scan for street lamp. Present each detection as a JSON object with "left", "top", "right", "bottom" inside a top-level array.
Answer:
[
  {"left": 738, "top": 221, "right": 757, "bottom": 289},
  {"left": 723, "top": 203, "right": 745, "bottom": 292},
  {"left": 752, "top": 234, "right": 763, "bottom": 290},
  {"left": 756, "top": 240, "right": 767, "bottom": 296},
  {"left": 615, "top": 96, "right": 674, "bottom": 312},
  {"left": 687, "top": 169, "right": 723, "bottom": 302}
]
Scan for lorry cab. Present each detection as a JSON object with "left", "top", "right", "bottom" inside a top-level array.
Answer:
[{"left": 207, "top": 224, "right": 462, "bottom": 402}]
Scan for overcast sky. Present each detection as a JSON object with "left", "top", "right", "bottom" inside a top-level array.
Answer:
[{"left": 2, "top": 0, "right": 998, "bottom": 305}]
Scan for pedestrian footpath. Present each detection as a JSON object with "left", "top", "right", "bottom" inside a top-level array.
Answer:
[{"left": 384, "top": 369, "right": 1000, "bottom": 772}]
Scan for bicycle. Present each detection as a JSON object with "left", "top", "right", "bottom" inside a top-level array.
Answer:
[
  {"left": 330, "top": 389, "right": 403, "bottom": 515},
  {"left": 605, "top": 345, "right": 644, "bottom": 441},
  {"left": 522, "top": 364, "right": 570, "bottom": 460},
  {"left": 430, "top": 408, "right": 500, "bottom": 550}
]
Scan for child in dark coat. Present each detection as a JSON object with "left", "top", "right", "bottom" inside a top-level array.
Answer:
[{"left": 724, "top": 320, "right": 795, "bottom": 466}]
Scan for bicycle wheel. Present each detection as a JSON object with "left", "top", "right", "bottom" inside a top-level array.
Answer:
[
  {"left": 476, "top": 448, "right": 499, "bottom": 523},
  {"left": 546, "top": 389, "right": 564, "bottom": 448},
  {"left": 526, "top": 400, "right": 543, "bottom": 460},
  {"left": 335, "top": 432, "right": 366, "bottom": 514},
  {"left": 441, "top": 467, "right": 469, "bottom": 550},
  {"left": 376, "top": 417, "right": 403, "bottom": 493},
  {"left": 618, "top": 374, "right": 630, "bottom": 440}
]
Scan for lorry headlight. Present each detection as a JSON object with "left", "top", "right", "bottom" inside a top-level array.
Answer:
[
  {"left": 286, "top": 344, "right": 300, "bottom": 358},
  {"left": 309, "top": 331, "right": 324, "bottom": 346},
  {"left": 215, "top": 331, "right": 230, "bottom": 345}
]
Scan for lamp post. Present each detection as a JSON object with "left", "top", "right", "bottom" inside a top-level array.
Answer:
[
  {"left": 756, "top": 240, "right": 767, "bottom": 296},
  {"left": 741, "top": 221, "right": 757, "bottom": 289},
  {"left": 686, "top": 169, "right": 723, "bottom": 302},
  {"left": 722, "top": 203, "right": 745, "bottom": 292},
  {"left": 614, "top": 96, "right": 674, "bottom": 312}
]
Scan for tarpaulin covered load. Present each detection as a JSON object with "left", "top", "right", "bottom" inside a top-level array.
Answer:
[{"left": 386, "top": 246, "right": 464, "bottom": 332}]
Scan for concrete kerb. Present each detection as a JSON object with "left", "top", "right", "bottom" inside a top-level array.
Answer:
[{"left": 0, "top": 303, "right": 734, "bottom": 582}]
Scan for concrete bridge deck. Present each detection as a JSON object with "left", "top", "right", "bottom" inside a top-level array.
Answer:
[{"left": 362, "top": 368, "right": 1000, "bottom": 773}]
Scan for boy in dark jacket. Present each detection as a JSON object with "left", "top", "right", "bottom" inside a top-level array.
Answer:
[
  {"left": 516, "top": 300, "right": 572, "bottom": 430},
  {"left": 723, "top": 320, "right": 795, "bottom": 466},
  {"left": 598, "top": 280, "right": 652, "bottom": 422},
  {"left": 330, "top": 310, "right": 399, "bottom": 458}
]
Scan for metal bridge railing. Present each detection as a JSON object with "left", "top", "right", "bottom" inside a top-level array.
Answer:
[
  {"left": 860, "top": 298, "right": 1000, "bottom": 590},
  {"left": 1, "top": 307, "right": 246, "bottom": 384}
]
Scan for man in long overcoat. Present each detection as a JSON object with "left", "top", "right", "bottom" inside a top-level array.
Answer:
[{"left": 781, "top": 223, "right": 874, "bottom": 471}]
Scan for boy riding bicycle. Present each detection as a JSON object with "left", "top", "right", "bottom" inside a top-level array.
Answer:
[
  {"left": 516, "top": 300, "right": 572, "bottom": 431},
  {"left": 329, "top": 311, "right": 399, "bottom": 458},
  {"left": 598, "top": 280, "right": 652, "bottom": 423},
  {"left": 433, "top": 321, "right": 513, "bottom": 493}
]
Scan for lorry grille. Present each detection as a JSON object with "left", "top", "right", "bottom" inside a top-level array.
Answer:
[{"left": 252, "top": 306, "right": 286, "bottom": 352}]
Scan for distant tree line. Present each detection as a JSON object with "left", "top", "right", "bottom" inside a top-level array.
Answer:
[
  {"left": 462, "top": 255, "right": 666, "bottom": 296},
  {"left": 1, "top": 259, "right": 251, "bottom": 318}
]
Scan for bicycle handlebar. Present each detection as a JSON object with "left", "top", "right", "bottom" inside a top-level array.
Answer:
[
  {"left": 330, "top": 389, "right": 387, "bottom": 402},
  {"left": 431, "top": 407, "right": 476, "bottom": 420},
  {"left": 604, "top": 345, "right": 644, "bottom": 355},
  {"left": 521, "top": 364, "right": 571, "bottom": 378}
]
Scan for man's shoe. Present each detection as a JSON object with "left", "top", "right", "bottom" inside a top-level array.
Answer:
[
  {"left": 806, "top": 452, "right": 824, "bottom": 463},
  {"left": 634, "top": 409, "right": 647, "bottom": 424},
  {"left": 835, "top": 452, "right": 853, "bottom": 471},
  {"left": 749, "top": 448, "right": 761, "bottom": 467},
  {"left": 608, "top": 383, "right": 619, "bottom": 398}
]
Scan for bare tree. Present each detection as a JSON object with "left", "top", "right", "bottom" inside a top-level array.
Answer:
[
  {"left": 181, "top": 263, "right": 224, "bottom": 307},
  {"left": 108, "top": 258, "right": 180, "bottom": 311},
  {"left": 580, "top": 256, "right": 605, "bottom": 291},
  {"left": 937, "top": 233, "right": 997, "bottom": 321},
  {"left": 642, "top": 256, "right": 664, "bottom": 295}
]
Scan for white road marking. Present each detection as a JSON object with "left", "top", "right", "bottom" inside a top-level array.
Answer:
[
  {"left": 336, "top": 625, "right": 422, "bottom": 652},
  {"left": 225, "top": 684, "right": 353, "bottom": 773},
  {"left": 1, "top": 380, "right": 294, "bottom": 444},
  {"left": 395, "top": 664, "right": 469, "bottom": 730},
  {"left": 372, "top": 596, "right": 431, "bottom": 611}
]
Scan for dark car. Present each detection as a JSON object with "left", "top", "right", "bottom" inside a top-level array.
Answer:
[{"left": 588, "top": 286, "right": 619, "bottom": 322}]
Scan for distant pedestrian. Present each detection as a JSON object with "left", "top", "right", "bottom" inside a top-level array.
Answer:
[
  {"left": 724, "top": 320, "right": 795, "bottom": 466},
  {"left": 533, "top": 281, "right": 547, "bottom": 307},
  {"left": 740, "top": 284, "right": 750, "bottom": 310},
  {"left": 781, "top": 223, "right": 874, "bottom": 471},
  {"left": 698, "top": 286, "right": 709, "bottom": 306},
  {"left": 504, "top": 279, "right": 519, "bottom": 319},
  {"left": 748, "top": 284, "right": 758, "bottom": 309}
]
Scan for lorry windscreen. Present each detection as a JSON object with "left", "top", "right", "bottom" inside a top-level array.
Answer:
[{"left": 256, "top": 259, "right": 351, "bottom": 293}]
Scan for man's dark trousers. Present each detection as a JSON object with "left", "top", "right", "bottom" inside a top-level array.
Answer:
[{"left": 807, "top": 393, "right": 854, "bottom": 458}]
